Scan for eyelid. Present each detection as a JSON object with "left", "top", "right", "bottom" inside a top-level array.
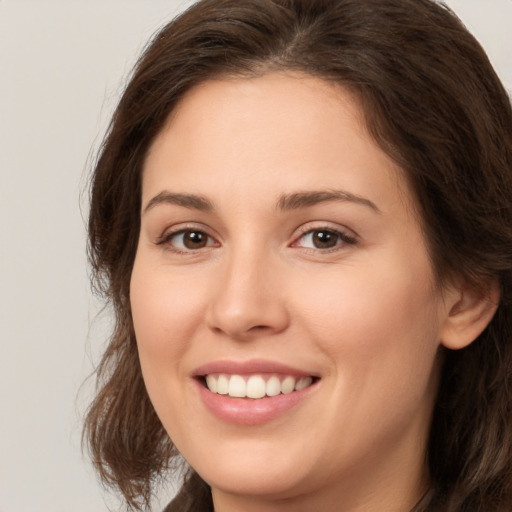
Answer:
[
  {"left": 156, "top": 223, "right": 220, "bottom": 252},
  {"left": 154, "top": 221, "right": 357, "bottom": 254},
  {"left": 290, "top": 222, "right": 358, "bottom": 250}
]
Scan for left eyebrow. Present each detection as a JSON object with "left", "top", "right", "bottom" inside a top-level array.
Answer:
[{"left": 276, "top": 190, "right": 381, "bottom": 213}]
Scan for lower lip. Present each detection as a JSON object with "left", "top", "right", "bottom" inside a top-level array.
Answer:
[{"left": 195, "top": 379, "right": 317, "bottom": 425}]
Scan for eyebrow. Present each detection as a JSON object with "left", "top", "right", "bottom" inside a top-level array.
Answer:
[
  {"left": 276, "top": 190, "right": 380, "bottom": 213},
  {"left": 143, "top": 188, "right": 380, "bottom": 214},
  {"left": 143, "top": 191, "right": 214, "bottom": 213}
]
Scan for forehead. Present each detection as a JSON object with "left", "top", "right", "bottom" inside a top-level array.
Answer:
[
  {"left": 142, "top": 72, "right": 410, "bottom": 216},
  {"left": 169, "top": 71, "right": 363, "bottom": 126}
]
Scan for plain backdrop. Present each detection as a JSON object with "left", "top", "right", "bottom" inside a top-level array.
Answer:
[{"left": 0, "top": 1, "right": 510, "bottom": 511}]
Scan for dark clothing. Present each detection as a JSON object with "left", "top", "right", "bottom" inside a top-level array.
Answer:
[{"left": 163, "top": 472, "right": 213, "bottom": 512}]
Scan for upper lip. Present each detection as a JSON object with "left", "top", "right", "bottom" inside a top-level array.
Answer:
[{"left": 192, "top": 359, "right": 318, "bottom": 378}]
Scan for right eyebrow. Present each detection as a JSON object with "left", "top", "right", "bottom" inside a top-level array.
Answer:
[{"left": 143, "top": 191, "right": 214, "bottom": 214}]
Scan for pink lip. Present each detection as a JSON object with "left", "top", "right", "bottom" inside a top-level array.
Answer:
[
  {"left": 191, "top": 359, "right": 319, "bottom": 426},
  {"left": 192, "top": 358, "right": 316, "bottom": 378}
]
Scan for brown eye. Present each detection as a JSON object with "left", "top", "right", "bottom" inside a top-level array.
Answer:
[
  {"left": 182, "top": 231, "right": 208, "bottom": 249},
  {"left": 311, "top": 230, "right": 338, "bottom": 249},
  {"left": 161, "top": 229, "right": 216, "bottom": 251},
  {"left": 294, "top": 227, "right": 357, "bottom": 251}
]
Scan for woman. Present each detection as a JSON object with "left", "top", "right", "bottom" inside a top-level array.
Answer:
[{"left": 83, "top": 0, "right": 512, "bottom": 510}]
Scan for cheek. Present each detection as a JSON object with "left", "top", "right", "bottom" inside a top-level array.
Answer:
[
  {"left": 129, "top": 261, "right": 211, "bottom": 438},
  {"left": 130, "top": 262, "right": 203, "bottom": 356},
  {"left": 129, "top": 259, "right": 209, "bottom": 418},
  {"left": 297, "top": 262, "right": 442, "bottom": 458},
  {"left": 295, "top": 254, "right": 442, "bottom": 386}
]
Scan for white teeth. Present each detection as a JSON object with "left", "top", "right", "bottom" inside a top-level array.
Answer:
[
  {"left": 295, "top": 376, "right": 313, "bottom": 391},
  {"left": 217, "top": 374, "right": 229, "bottom": 395},
  {"left": 246, "top": 375, "right": 266, "bottom": 399},
  {"left": 206, "top": 374, "right": 217, "bottom": 393},
  {"left": 281, "top": 376, "right": 295, "bottom": 394},
  {"left": 228, "top": 375, "right": 246, "bottom": 397},
  {"left": 204, "top": 373, "right": 314, "bottom": 399},
  {"left": 266, "top": 376, "right": 281, "bottom": 397}
]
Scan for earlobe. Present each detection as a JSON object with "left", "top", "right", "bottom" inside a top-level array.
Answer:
[{"left": 440, "top": 278, "right": 500, "bottom": 350}]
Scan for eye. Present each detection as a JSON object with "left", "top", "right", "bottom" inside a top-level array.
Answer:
[
  {"left": 293, "top": 228, "right": 357, "bottom": 250},
  {"left": 159, "top": 229, "right": 218, "bottom": 252}
]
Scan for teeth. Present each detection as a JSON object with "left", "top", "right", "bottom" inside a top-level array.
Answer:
[
  {"left": 228, "top": 375, "right": 246, "bottom": 398},
  {"left": 206, "top": 374, "right": 217, "bottom": 393},
  {"left": 266, "top": 376, "right": 281, "bottom": 397},
  {"left": 281, "top": 376, "right": 295, "bottom": 394},
  {"left": 204, "top": 374, "right": 314, "bottom": 399},
  {"left": 247, "top": 375, "right": 266, "bottom": 399},
  {"left": 295, "top": 376, "right": 313, "bottom": 390},
  {"left": 217, "top": 374, "right": 229, "bottom": 395}
]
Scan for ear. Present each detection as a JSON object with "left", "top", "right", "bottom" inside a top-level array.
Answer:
[{"left": 440, "top": 277, "right": 500, "bottom": 350}]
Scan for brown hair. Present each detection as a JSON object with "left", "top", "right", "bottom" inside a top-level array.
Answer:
[{"left": 84, "top": 1, "right": 512, "bottom": 510}]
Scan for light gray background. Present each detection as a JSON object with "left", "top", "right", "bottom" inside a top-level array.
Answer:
[{"left": 0, "top": 1, "right": 510, "bottom": 511}]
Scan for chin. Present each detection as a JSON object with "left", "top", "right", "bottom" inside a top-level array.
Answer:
[
  {"left": 179, "top": 436, "right": 313, "bottom": 499},
  {"left": 201, "top": 464, "right": 307, "bottom": 501}
]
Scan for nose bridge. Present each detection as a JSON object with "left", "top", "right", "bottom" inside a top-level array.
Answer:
[{"left": 207, "top": 239, "right": 288, "bottom": 339}]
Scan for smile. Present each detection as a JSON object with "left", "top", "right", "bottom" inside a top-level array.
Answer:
[
  {"left": 204, "top": 373, "right": 314, "bottom": 399},
  {"left": 193, "top": 360, "right": 320, "bottom": 424}
]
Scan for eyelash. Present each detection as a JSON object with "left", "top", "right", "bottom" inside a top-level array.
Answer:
[
  {"left": 156, "top": 225, "right": 358, "bottom": 254},
  {"left": 291, "top": 227, "right": 358, "bottom": 252},
  {"left": 156, "top": 227, "right": 218, "bottom": 254}
]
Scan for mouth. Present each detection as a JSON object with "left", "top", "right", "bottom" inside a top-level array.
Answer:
[
  {"left": 201, "top": 373, "right": 317, "bottom": 399},
  {"left": 193, "top": 361, "right": 320, "bottom": 424}
]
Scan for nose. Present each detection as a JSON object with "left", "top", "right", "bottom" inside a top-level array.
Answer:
[{"left": 206, "top": 246, "right": 290, "bottom": 341}]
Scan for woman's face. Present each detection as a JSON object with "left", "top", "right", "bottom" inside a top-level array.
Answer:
[{"left": 131, "top": 73, "right": 453, "bottom": 510}]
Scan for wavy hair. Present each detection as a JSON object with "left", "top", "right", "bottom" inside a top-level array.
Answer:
[{"left": 83, "top": 1, "right": 512, "bottom": 510}]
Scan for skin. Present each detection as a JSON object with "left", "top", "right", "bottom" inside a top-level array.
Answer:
[{"left": 130, "top": 73, "right": 477, "bottom": 511}]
